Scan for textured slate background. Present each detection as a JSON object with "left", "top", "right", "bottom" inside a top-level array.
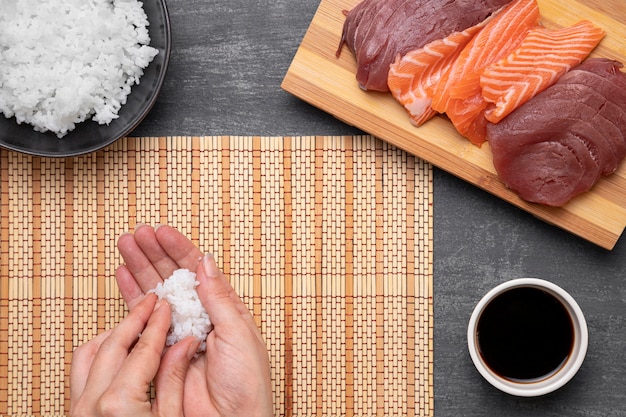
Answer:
[{"left": 133, "top": 0, "right": 626, "bottom": 415}]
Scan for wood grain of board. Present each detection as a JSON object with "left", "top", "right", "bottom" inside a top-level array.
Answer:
[{"left": 282, "top": 0, "right": 626, "bottom": 250}]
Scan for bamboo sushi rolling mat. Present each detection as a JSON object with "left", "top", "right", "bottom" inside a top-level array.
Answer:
[{"left": 0, "top": 135, "right": 433, "bottom": 417}]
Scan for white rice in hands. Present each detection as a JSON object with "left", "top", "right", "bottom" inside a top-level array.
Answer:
[
  {"left": 150, "top": 268, "right": 213, "bottom": 352},
  {"left": 0, "top": 0, "right": 159, "bottom": 137}
]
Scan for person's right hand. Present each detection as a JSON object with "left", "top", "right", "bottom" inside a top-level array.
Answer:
[
  {"left": 115, "top": 225, "right": 273, "bottom": 417},
  {"left": 70, "top": 294, "right": 200, "bottom": 417}
]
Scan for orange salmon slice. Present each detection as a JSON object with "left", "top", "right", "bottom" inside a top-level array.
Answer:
[
  {"left": 431, "top": 0, "right": 541, "bottom": 145},
  {"left": 387, "top": 21, "right": 486, "bottom": 126},
  {"left": 480, "top": 20, "right": 606, "bottom": 123}
]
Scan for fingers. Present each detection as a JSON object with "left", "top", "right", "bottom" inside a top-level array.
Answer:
[
  {"left": 111, "top": 297, "right": 172, "bottom": 395},
  {"left": 153, "top": 224, "right": 204, "bottom": 271},
  {"left": 133, "top": 225, "right": 182, "bottom": 281},
  {"left": 117, "top": 225, "right": 205, "bottom": 307},
  {"left": 71, "top": 294, "right": 195, "bottom": 416},
  {"left": 118, "top": 230, "right": 165, "bottom": 294},
  {"left": 153, "top": 336, "right": 201, "bottom": 413},
  {"left": 79, "top": 294, "right": 158, "bottom": 400},
  {"left": 133, "top": 224, "right": 204, "bottom": 279},
  {"left": 115, "top": 264, "right": 145, "bottom": 310},
  {"left": 196, "top": 254, "right": 254, "bottom": 328}
]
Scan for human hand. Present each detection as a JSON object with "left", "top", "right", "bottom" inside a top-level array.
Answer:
[
  {"left": 70, "top": 293, "right": 201, "bottom": 417},
  {"left": 115, "top": 224, "right": 273, "bottom": 417}
]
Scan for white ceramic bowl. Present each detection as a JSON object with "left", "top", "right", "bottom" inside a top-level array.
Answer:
[{"left": 467, "top": 278, "right": 588, "bottom": 397}]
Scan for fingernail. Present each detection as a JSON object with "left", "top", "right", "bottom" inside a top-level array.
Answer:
[
  {"left": 187, "top": 338, "right": 203, "bottom": 360},
  {"left": 154, "top": 223, "right": 165, "bottom": 232},
  {"left": 134, "top": 222, "right": 146, "bottom": 231},
  {"left": 203, "top": 253, "right": 218, "bottom": 275},
  {"left": 153, "top": 299, "right": 166, "bottom": 311}
]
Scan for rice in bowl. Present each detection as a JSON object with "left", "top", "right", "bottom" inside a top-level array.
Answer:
[{"left": 0, "top": 0, "right": 159, "bottom": 138}]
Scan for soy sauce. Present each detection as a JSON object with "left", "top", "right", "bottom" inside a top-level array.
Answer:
[{"left": 477, "top": 287, "right": 574, "bottom": 381}]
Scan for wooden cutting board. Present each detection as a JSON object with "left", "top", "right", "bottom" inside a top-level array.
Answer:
[{"left": 282, "top": 0, "right": 626, "bottom": 250}]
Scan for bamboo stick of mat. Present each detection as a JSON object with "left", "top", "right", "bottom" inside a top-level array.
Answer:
[{"left": 0, "top": 135, "right": 433, "bottom": 417}]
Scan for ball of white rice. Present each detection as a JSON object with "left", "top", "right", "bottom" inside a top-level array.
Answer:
[
  {"left": 0, "top": 0, "right": 159, "bottom": 137},
  {"left": 150, "top": 268, "right": 213, "bottom": 352}
]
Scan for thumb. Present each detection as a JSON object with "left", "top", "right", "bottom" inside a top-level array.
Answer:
[
  {"left": 196, "top": 254, "right": 252, "bottom": 327},
  {"left": 153, "top": 336, "right": 201, "bottom": 415}
]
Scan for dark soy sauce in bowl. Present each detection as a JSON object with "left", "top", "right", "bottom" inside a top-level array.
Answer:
[{"left": 477, "top": 287, "right": 574, "bottom": 381}]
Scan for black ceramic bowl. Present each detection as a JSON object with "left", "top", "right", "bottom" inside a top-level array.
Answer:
[{"left": 0, "top": 0, "right": 171, "bottom": 157}]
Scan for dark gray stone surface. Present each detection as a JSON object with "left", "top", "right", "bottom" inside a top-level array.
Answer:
[{"left": 134, "top": 0, "right": 626, "bottom": 415}]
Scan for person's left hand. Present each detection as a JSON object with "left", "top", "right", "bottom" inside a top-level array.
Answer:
[
  {"left": 70, "top": 293, "right": 201, "bottom": 417},
  {"left": 114, "top": 224, "right": 273, "bottom": 417}
]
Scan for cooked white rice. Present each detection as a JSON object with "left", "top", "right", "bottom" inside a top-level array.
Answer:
[
  {"left": 0, "top": 0, "right": 159, "bottom": 137},
  {"left": 150, "top": 268, "right": 213, "bottom": 352}
]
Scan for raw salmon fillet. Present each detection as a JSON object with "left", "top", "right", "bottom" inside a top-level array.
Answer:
[
  {"left": 481, "top": 21, "right": 605, "bottom": 123},
  {"left": 388, "top": 21, "right": 487, "bottom": 126},
  {"left": 431, "top": 0, "right": 540, "bottom": 145}
]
